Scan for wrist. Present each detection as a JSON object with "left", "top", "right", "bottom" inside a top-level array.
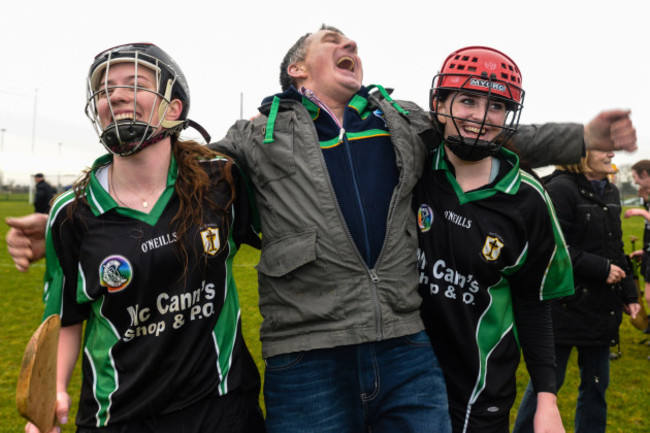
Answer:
[{"left": 537, "top": 391, "right": 558, "bottom": 406}]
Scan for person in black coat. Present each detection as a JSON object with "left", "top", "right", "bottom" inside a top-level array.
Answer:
[
  {"left": 513, "top": 150, "right": 640, "bottom": 433},
  {"left": 33, "top": 173, "right": 56, "bottom": 214}
]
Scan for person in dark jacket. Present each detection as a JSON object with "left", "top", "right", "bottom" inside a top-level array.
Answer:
[
  {"left": 625, "top": 160, "right": 650, "bottom": 327},
  {"left": 33, "top": 173, "right": 56, "bottom": 213},
  {"left": 513, "top": 150, "right": 641, "bottom": 433}
]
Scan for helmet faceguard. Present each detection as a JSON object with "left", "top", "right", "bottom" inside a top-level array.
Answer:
[
  {"left": 85, "top": 43, "right": 208, "bottom": 156},
  {"left": 429, "top": 46, "right": 525, "bottom": 161}
]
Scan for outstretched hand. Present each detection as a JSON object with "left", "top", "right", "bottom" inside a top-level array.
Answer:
[
  {"left": 584, "top": 109, "right": 637, "bottom": 153},
  {"left": 5, "top": 213, "right": 48, "bottom": 272}
]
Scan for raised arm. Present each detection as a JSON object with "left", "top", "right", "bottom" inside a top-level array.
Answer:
[{"left": 514, "top": 109, "right": 637, "bottom": 168}]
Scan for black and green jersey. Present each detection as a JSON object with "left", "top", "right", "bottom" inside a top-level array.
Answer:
[
  {"left": 42, "top": 154, "right": 261, "bottom": 428},
  {"left": 414, "top": 145, "right": 573, "bottom": 430}
]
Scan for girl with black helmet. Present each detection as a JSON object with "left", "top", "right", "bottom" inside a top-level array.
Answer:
[
  {"left": 25, "top": 43, "right": 265, "bottom": 433},
  {"left": 414, "top": 46, "right": 573, "bottom": 433}
]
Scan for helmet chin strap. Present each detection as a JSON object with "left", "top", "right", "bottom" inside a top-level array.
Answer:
[
  {"left": 445, "top": 135, "right": 502, "bottom": 162},
  {"left": 101, "top": 118, "right": 211, "bottom": 157},
  {"left": 101, "top": 79, "right": 212, "bottom": 156}
]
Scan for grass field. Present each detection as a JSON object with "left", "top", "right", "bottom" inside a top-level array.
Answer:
[{"left": 1, "top": 199, "right": 649, "bottom": 432}]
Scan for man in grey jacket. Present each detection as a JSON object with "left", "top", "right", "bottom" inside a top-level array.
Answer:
[{"left": 5, "top": 26, "right": 638, "bottom": 433}]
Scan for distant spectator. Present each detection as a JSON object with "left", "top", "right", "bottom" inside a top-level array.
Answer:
[
  {"left": 33, "top": 173, "right": 56, "bottom": 214},
  {"left": 625, "top": 160, "right": 650, "bottom": 329}
]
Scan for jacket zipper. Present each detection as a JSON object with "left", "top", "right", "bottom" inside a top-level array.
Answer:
[
  {"left": 291, "top": 95, "right": 405, "bottom": 342},
  {"left": 314, "top": 120, "right": 386, "bottom": 341},
  {"left": 339, "top": 129, "right": 373, "bottom": 261}
]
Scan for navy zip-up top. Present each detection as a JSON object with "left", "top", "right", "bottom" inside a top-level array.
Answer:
[{"left": 262, "top": 86, "right": 398, "bottom": 267}]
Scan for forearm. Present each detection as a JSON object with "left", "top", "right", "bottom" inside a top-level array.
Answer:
[
  {"left": 513, "top": 298, "right": 556, "bottom": 393},
  {"left": 514, "top": 123, "right": 583, "bottom": 168},
  {"left": 630, "top": 209, "right": 650, "bottom": 221},
  {"left": 57, "top": 324, "right": 82, "bottom": 393}
]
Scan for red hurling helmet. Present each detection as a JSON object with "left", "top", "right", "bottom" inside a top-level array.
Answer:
[
  {"left": 429, "top": 46, "right": 525, "bottom": 161},
  {"left": 432, "top": 46, "right": 523, "bottom": 106}
]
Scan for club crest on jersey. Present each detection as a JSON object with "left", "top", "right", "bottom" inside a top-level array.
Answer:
[
  {"left": 201, "top": 227, "right": 221, "bottom": 256},
  {"left": 482, "top": 235, "right": 504, "bottom": 262},
  {"left": 417, "top": 204, "right": 434, "bottom": 232},
  {"left": 99, "top": 255, "right": 132, "bottom": 293}
]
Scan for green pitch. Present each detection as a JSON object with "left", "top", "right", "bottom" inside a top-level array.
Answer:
[{"left": 1, "top": 200, "right": 648, "bottom": 432}]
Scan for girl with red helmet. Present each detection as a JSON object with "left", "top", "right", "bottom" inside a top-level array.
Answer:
[{"left": 414, "top": 46, "right": 573, "bottom": 433}]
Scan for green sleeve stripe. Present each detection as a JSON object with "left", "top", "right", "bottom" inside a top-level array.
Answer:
[
  {"left": 471, "top": 281, "right": 514, "bottom": 404},
  {"left": 86, "top": 299, "right": 121, "bottom": 426},
  {"left": 521, "top": 175, "right": 574, "bottom": 300},
  {"left": 42, "top": 192, "right": 75, "bottom": 317},
  {"left": 213, "top": 209, "right": 241, "bottom": 394}
]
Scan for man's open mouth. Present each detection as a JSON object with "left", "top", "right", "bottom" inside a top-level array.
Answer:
[{"left": 336, "top": 56, "right": 355, "bottom": 71}]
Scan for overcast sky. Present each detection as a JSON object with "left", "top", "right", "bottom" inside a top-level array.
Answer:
[{"left": 0, "top": 0, "right": 647, "bottom": 185}]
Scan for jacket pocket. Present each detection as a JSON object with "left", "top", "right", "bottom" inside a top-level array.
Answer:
[
  {"left": 256, "top": 229, "right": 317, "bottom": 277},
  {"left": 251, "top": 118, "right": 296, "bottom": 187},
  {"left": 256, "top": 228, "right": 345, "bottom": 333}
]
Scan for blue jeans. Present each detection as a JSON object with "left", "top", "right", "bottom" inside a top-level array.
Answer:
[
  {"left": 263, "top": 331, "right": 451, "bottom": 433},
  {"left": 512, "top": 345, "right": 610, "bottom": 433}
]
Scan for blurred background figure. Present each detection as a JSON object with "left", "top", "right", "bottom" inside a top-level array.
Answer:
[
  {"left": 32, "top": 173, "right": 56, "bottom": 214},
  {"left": 624, "top": 160, "right": 650, "bottom": 333}
]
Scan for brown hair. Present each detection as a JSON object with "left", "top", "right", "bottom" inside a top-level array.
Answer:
[{"left": 631, "top": 159, "right": 650, "bottom": 176}]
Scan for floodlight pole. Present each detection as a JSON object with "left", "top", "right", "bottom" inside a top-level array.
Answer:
[
  {"left": 0, "top": 128, "right": 5, "bottom": 190},
  {"left": 29, "top": 88, "right": 38, "bottom": 205},
  {"left": 31, "top": 88, "right": 37, "bottom": 158},
  {"left": 58, "top": 142, "right": 62, "bottom": 189}
]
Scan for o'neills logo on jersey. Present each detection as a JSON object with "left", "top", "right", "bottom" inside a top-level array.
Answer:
[
  {"left": 482, "top": 235, "right": 504, "bottom": 262},
  {"left": 99, "top": 255, "right": 133, "bottom": 293},
  {"left": 141, "top": 232, "right": 178, "bottom": 253},
  {"left": 418, "top": 204, "right": 434, "bottom": 232},
  {"left": 470, "top": 78, "right": 506, "bottom": 93},
  {"left": 201, "top": 227, "right": 221, "bottom": 256},
  {"left": 444, "top": 210, "right": 472, "bottom": 229}
]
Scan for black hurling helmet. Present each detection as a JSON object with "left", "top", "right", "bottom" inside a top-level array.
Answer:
[
  {"left": 429, "top": 46, "right": 525, "bottom": 162},
  {"left": 85, "top": 43, "right": 208, "bottom": 156}
]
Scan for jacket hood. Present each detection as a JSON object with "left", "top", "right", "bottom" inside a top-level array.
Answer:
[{"left": 258, "top": 85, "right": 407, "bottom": 145}]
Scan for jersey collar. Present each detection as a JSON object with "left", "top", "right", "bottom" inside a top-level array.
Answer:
[
  {"left": 85, "top": 153, "right": 178, "bottom": 224},
  {"left": 431, "top": 143, "right": 522, "bottom": 204}
]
